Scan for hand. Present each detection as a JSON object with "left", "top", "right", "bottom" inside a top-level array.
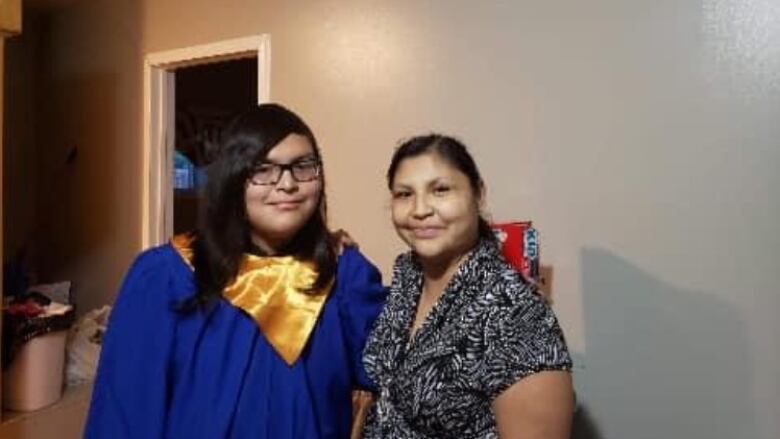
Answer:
[{"left": 331, "top": 229, "right": 359, "bottom": 255}]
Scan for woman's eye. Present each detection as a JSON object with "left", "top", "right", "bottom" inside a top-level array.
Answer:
[
  {"left": 254, "top": 165, "right": 275, "bottom": 175},
  {"left": 392, "top": 191, "right": 412, "bottom": 199},
  {"left": 433, "top": 186, "right": 451, "bottom": 195},
  {"left": 293, "top": 161, "right": 316, "bottom": 172}
]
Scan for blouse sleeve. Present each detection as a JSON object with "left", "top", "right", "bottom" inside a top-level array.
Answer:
[
  {"left": 481, "top": 284, "right": 572, "bottom": 400},
  {"left": 83, "top": 247, "right": 177, "bottom": 439},
  {"left": 335, "top": 248, "right": 388, "bottom": 391}
]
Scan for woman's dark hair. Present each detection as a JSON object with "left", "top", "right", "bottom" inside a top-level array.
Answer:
[
  {"left": 183, "top": 103, "right": 335, "bottom": 310},
  {"left": 387, "top": 133, "right": 495, "bottom": 241}
]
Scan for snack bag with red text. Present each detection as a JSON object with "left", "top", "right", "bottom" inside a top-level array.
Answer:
[{"left": 490, "top": 221, "right": 540, "bottom": 282}]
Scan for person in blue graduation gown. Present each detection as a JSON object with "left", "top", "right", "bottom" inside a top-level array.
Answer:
[{"left": 84, "top": 103, "right": 387, "bottom": 439}]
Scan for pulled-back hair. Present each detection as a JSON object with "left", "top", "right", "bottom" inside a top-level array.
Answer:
[{"left": 387, "top": 133, "right": 495, "bottom": 241}]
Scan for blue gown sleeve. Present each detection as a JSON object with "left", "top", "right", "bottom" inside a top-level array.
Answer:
[
  {"left": 83, "top": 247, "right": 177, "bottom": 439},
  {"left": 335, "top": 248, "right": 388, "bottom": 391}
]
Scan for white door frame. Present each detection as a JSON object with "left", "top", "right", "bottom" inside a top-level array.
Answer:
[{"left": 142, "top": 35, "right": 271, "bottom": 249}]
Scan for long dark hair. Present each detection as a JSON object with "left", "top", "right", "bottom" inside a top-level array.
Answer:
[
  {"left": 387, "top": 133, "right": 495, "bottom": 241},
  {"left": 183, "top": 103, "right": 335, "bottom": 310}
]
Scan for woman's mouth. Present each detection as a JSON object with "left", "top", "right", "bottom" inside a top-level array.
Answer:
[
  {"left": 270, "top": 200, "right": 303, "bottom": 210},
  {"left": 410, "top": 227, "right": 444, "bottom": 239}
]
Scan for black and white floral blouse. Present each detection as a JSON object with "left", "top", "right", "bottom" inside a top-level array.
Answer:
[{"left": 362, "top": 239, "right": 571, "bottom": 439}]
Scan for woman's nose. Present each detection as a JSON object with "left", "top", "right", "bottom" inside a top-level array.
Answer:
[
  {"left": 412, "top": 195, "right": 433, "bottom": 218},
  {"left": 275, "top": 168, "right": 298, "bottom": 191}
]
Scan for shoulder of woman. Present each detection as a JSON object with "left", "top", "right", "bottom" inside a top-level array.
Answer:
[
  {"left": 128, "top": 244, "right": 170, "bottom": 272},
  {"left": 481, "top": 260, "right": 542, "bottom": 307},
  {"left": 332, "top": 247, "right": 387, "bottom": 316},
  {"left": 336, "top": 246, "right": 380, "bottom": 273},
  {"left": 121, "top": 243, "right": 193, "bottom": 300},
  {"left": 335, "top": 247, "right": 385, "bottom": 286},
  {"left": 337, "top": 245, "right": 367, "bottom": 264},
  {"left": 130, "top": 242, "right": 187, "bottom": 272}
]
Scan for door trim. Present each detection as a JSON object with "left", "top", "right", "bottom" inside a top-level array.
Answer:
[{"left": 142, "top": 35, "right": 271, "bottom": 248}]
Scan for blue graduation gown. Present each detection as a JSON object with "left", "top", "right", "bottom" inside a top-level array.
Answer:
[{"left": 84, "top": 244, "right": 386, "bottom": 439}]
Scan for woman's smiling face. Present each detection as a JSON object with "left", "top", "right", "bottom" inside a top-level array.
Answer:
[
  {"left": 390, "top": 152, "right": 482, "bottom": 267},
  {"left": 244, "top": 133, "right": 323, "bottom": 254}
]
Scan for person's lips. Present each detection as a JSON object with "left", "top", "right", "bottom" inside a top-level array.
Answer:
[
  {"left": 269, "top": 200, "right": 304, "bottom": 210},
  {"left": 410, "top": 226, "right": 444, "bottom": 239}
]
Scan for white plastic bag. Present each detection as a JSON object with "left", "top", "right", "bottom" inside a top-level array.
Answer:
[
  {"left": 27, "top": 281, "right": 72, "bottom": 305},
  {"left": 65, "top": 306, "right": 111, "bottom": 387}
]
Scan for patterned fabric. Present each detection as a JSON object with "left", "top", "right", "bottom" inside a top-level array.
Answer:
[{"left": 362, "top": 239, "right": 571, "bottom": 439}]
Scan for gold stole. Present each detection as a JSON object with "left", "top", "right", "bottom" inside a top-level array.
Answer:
[{"left": 171, "top": 234, "right": 332, "bottom": 365}]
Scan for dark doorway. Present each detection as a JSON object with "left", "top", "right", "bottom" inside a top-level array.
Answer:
[{"left": 173, "top": 57, "right": 257, "bottom": 234}]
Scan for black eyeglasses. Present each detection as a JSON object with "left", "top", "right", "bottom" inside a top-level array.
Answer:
[{"left": 248, "top": 159, "right": 321, "bottom": 185}]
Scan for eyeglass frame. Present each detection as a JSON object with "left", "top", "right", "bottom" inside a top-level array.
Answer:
[{"left": 247, "top": 158, "right": 322, "bottom": 186}]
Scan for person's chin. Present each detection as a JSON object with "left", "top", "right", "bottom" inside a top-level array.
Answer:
[
  {"left": 408, "top": 237, "right": 447, "bottom": 259},
  {"left": 261, "top": 217, "right": 307, "bottom": 237}
]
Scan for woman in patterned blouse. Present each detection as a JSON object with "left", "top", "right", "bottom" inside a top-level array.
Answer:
[{"left": 362, "top": 134, "right": 573, "bottom": 438}]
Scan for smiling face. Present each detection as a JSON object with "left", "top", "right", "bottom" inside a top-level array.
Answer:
[
  {"left": 390, "top": 152, "right": 483, "bottom": 269},
  {"left": 244, "top": 133, "right": 323, "bottom": 253}
]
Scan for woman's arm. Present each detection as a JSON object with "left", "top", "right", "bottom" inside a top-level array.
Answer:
[{"left": 493, "top": 370, "right": 573, "bottom": 439}]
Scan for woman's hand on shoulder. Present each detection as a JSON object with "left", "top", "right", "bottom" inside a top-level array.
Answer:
[
  {"left": 331, "top": 229, "right": 359, "bottom": 255},
  {"left": 493, "top": 370, "right": 574, "bottom": 439}
]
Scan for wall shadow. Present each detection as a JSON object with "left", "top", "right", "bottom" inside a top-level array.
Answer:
[
  {"left": 571, "top": 403, "right": 603, "bottom": 439},
  {"left": 574, "top": 247, "right": 755, "bottom": 439}
]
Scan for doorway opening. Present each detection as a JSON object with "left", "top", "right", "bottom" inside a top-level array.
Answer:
[
  {"left": 143, "top": 35, "right": 271, "bottom": 248},
  {"left": 173, "top": 58, "right": 257, "bottom": 234}
]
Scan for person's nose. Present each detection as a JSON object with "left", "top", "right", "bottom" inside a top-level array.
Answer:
[
  {"left": 275, "top": 168, "right": 298, "bottom": 192},
  {"left": 411, "top": 194, "right": 433, "bottom": 219}
]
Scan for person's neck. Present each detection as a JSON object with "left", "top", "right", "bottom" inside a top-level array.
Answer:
[
  {"left": 249, "top": 234, "right": 287, "bottom": 256},
  {"left": 419, "top": 240, "right": 478, "bottom": 301}
]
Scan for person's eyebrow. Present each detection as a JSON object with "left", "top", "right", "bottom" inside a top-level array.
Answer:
[{"left": 262, "top": 153, "right": 317, "bottom": 165}]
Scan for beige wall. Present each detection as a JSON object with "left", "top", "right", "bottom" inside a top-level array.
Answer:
[
  {"left": 17, "top": 0, "right": 780, "bottom": 438},
  {"left": 29, "top": 0, "right": 143, "bottom": 314}
]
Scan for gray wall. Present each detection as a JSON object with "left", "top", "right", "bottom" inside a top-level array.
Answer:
[{"left": 22, "top": 0, "right": 780, "bottom": 437}]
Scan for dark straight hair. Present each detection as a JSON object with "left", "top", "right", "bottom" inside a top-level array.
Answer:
[
  {"left": 182, "top": 103, "right": 335, "bottom": 310},
  {"left": 387, "top": 133, "right": 495, "bottom": 241}
]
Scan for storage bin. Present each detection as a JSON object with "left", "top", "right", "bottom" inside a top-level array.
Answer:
[{"left": 3, "top": 330, "right": 68, "bottom": 411}]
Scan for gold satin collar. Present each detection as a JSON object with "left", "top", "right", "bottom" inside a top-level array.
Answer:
[{"left": 170, "top": 234, "right": 332, "bottom": 365}]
